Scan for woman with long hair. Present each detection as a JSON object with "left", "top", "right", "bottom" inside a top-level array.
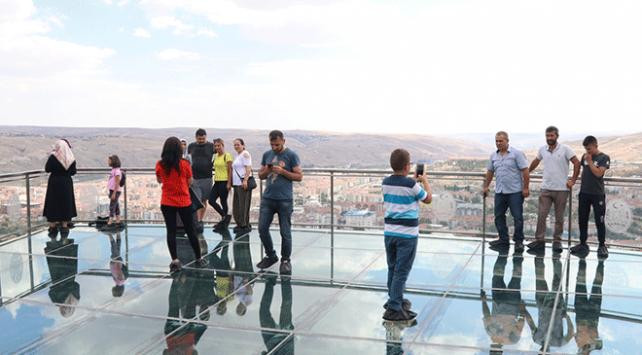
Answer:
[
  {"left": 43, "top": 139, "right": 77, "bottom": 240},
  {"left": 155, "top": 137, "right": 208, "bottom": 272}
]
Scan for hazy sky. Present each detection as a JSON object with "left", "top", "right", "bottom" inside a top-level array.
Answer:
[{"left": 1, "top": 0, "right": 641, "bottom": 135}]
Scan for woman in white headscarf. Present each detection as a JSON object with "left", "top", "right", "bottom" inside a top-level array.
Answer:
[{"left": 43, "top": 139, "right": 78, "bottom": 239}]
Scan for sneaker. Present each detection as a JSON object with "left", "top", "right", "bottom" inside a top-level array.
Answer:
[
  {"left": 489, "top": 239, "right": 510, "bottom": 248},
  {"left": 233, "top": 225, "right": 241, "bottom": 232},
  {"left": 169, "top": 260, "right": 182, "bottom": 273},
  {"left": 597, "top": 244, "right": 609, "bottom": 259},
  {"left": 527, "top": 240, "right": 545, "bottom": 250},
  {"left": 552, "top": 242, "right": 563, "bottom": 253},
  {"left": 195, "top": 258, "right": 209, "bottom": 268},
  {"left": 382, "top": 308, "right": 416, "bottom": 321},
  {"left": 384, "top": 299, "right": 413, "bottom": 312},
  {"left": 570, "top": 243, "right": 590, "bottom": 257},
  {"left": 256, "top": 255, "right": 279, "bottom": 269},
  {"left": 514, "top": 240, "right": 524, "bottom": 253},
  {"left": 280, "top": 259, "right": 292, "bottom": 274},
  {"left": 59, "top": 227, "right": 70, "bottom": 240}
]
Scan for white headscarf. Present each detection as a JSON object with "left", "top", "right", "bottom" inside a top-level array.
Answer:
[{"left": 51, "top": 139, "right": 76, "bottom": 170}]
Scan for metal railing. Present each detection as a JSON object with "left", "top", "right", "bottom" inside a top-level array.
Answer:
[{"left": 1, "top": 167, "right": 641, "bottom": 250}]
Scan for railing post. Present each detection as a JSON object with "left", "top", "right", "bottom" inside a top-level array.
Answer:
[
  {"left": 25, "top": 173, "right": 32, "bottom": 235},
  {"left": 567, "top": 186, "right": 572, "bottom": 248},
  {"left": 330, "top": 171, "right": 335, "bottom": 281},
  {"left": 481, "top": 194, "right": 486, "bottom": 289},
  {"left": 25, "top": 172, "right": 34, "bottom": 291},
  {"left": 123, "top": 169, "right": 128, "bottom": 223}
]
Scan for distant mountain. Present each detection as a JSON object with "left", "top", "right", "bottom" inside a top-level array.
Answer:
[{"left": 0, "top": 126, "right": 492, "bottom": 173}]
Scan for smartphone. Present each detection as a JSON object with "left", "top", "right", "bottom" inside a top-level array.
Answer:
[{"left": 416, "top": 163, "right": 424, "bottom": 176}]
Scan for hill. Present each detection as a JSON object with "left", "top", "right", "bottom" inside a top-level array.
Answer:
[{"left": 0, "top": 126, "right": 491, "bottom": 173}]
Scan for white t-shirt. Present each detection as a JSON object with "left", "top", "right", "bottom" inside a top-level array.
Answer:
[
  {"left": 232, "top": 150, "right": 252, "bottom": 186},
  {"left": 536, "top": 144, "right": 576, "bottom": 191}
]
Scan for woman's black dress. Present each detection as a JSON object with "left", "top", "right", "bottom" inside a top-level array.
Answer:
[{"left": 43, "top": 155, "right": 77, "bottom": 222}]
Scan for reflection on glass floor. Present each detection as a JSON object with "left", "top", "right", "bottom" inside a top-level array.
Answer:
[{"left": 0, "top": 225, "right": 641, "bottom": 354}]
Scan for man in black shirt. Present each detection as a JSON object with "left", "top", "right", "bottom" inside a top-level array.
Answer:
[
  {"left": 188, "top": 129, "right": 215, "bottom": 226},
  {"left": 570, "top": 136, "right": 610, "bottom": 259}
]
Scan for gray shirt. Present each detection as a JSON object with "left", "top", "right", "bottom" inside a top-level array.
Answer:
[
  {"left": 487, "top": 147, "right": 529, "bottom": 194},
  {"left": 261, "top": 148, "right": 301, "bottom": 200},
  {"left": 536, "top": 144, "right": 576, "bottom": 191}
]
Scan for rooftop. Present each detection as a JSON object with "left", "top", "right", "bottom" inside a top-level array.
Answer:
[{"left": 1, "top": 225, "right": 641, "bottom": 354}]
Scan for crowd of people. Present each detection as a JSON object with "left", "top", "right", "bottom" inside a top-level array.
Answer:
[{"left": 41, "top": 127, "right": 611, "bottom": 327}]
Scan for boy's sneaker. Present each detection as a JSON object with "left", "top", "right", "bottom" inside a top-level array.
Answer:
[
  {"left": 256, "top": 255, "right": 279, "bottom": 269},
  {"left": 597, "top": 244, "right": 609, "bottom": 259},
  {"left": 383, "top": 299, "right": 412, "bottom": 312},
  {"left": 552, "top": 242, "right": 564, "bottom": 254},
  {"left": 570, "top": 243, "right": 590, "bottom": 257},
  {"left": 280, "top": 259, "right": 292, "bottom": 274},
  {"left": 382, "top": 308, "right": 416, "bottom": 321}
]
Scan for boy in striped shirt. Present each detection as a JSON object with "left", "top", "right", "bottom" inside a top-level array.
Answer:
[{"left": 382, "top": 149, "right": 432, "bottom": 321}]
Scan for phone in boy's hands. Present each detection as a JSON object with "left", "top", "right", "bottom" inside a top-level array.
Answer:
[{"left": 415, "top": 163, "right": 424, "bottom": 177}]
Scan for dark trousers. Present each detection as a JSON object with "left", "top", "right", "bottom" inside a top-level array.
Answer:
[
  {"left": 259, "top": 198, "right": 293, "bottom": 260},
  {"left": 494, "top": 192, "right": 524, "bottom": 242},
  {"left": 385, "top": 236, "right": 417, "bottom": 311},
  {"left": 160, "top": 205, "right": 201, "bottom": 260},
  {"left": 209, "top": 181, "right": 230, "bottom": 218},
  {"left": 109, "top": 190, "right": 121, "bottom": 217},
  {"left": 233, "top": 186, "right": 252, "bottom": 227},
  {"left": 578, "top": 193, "right": 606, "bottom": 244}
]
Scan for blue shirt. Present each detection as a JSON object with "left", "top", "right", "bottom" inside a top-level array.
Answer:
[
  {"left": 382, "top": 175, "right": 428, "bottom": 239},
  {"left": 487, "top": 147, "right": 528, "bottom": 194},
  {"left": 261, "top": 148, "right": 301, "bottom": 200}
]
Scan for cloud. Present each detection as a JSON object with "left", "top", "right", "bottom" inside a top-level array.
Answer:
[
  {"left": 156, "top": 48, "right": 201, "bottom": 61},
  {"left": 149, "top": 15, "right": 216, "bottom": 38},
  {"left": 132, "top": 27, "right": 150, "bottom": 38}
]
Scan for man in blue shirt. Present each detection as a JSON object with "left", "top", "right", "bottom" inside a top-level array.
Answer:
[
  {"left": 255, "top": 130, "right": 303, "bottom": 274},
  {"left": 483, "top": 131, "right": 530, "bottom": 252}
]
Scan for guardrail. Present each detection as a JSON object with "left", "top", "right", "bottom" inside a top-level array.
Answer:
[{"left": 1, "top": 167, "right": 641, "bottom": 250}]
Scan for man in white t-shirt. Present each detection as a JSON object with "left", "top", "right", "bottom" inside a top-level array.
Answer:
[{"left": 527, "top": 126, "right": 580, "bottom": 253}]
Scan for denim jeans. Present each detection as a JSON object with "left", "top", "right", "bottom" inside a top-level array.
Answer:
[
  {"left": 258, "top": 198, "right": 293, "bottom": 260},
  {"left": 385, "top": 236, "right": 417, "bottom": 311},
  {"left": 494, "top": 192, "right": 524, "bottom": 242}
]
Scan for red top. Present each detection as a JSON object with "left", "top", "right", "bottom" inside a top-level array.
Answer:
[{"left": 155, "top": 159, "right": 192, "bottom": 207}]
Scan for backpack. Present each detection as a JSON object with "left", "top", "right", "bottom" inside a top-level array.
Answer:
[{"left": 119, "top": 171, "right": 126, "bottom": 187}]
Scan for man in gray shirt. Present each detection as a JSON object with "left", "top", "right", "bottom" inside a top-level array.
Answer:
[
  {"left": 483, "top": 131, "right": 530, "bottom": 252},
  {"left": 255, "top": 130, "right": 303, "bottom": 275},
  {"left": 527, "top": 126, "right": 580, "bottom": 253}
]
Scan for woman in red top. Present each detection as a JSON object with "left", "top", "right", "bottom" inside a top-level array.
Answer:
[{"left": 156, "top": 137, "right": 207, "bottom": 271}]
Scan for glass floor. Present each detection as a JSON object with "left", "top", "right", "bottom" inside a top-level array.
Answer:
[{"left": 0, "top": 225, "right": 641, "bottom": 354}]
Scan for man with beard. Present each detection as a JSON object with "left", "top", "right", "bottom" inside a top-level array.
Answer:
[{"left": 527, "top": 126, "right": 580, "bottom": 253}]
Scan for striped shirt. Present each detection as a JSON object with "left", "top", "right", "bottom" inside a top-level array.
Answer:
[{"left": 382, "top": 175, "right": 428, "bottom": 239}]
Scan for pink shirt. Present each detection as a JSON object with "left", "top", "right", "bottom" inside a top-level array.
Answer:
[{"left": 108, "top": 168, "right": 122, "bottom": 192}]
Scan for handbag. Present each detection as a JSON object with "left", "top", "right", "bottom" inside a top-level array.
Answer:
[{"left": 234, "top": 167, "right": 257, "bottom": 190}]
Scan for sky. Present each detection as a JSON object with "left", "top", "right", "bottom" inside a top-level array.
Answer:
[{"left": 1, "top": 0, "right": 641, "bottom": 136}]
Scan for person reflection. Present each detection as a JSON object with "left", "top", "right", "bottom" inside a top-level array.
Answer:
[
  {"left": 208, "top": 229, "right": 233, "bottom": 316},
  {"left": 383, "top": 317, "right": 417, "bottom": 355},
  {"left": 481, "top": 253, "right": 527, "bottom": 351},
  {"left": 259, "top": 272, "right": 294, "bottom": 355},
  {"left": 525, "top": 254, "right": 574, "bottom": 352},
  {"left": 44, "top": 235, "right": 80, "bottom": 318},
  {"left": 233, "top": 231, "right": 255, "bottom": 316},
  {"left": 163, "top": 268, "right": 206, "bottom": 355},
  {"left": 105, "top": 231, "right": 129, "bottom": 298},
  {"left": 574, "top": 259, "right": 604, "bottom": 354}
]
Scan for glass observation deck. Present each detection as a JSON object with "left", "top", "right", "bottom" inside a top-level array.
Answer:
[{"left": 0, "top": 168, "right": 640, "bottom": 354}]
